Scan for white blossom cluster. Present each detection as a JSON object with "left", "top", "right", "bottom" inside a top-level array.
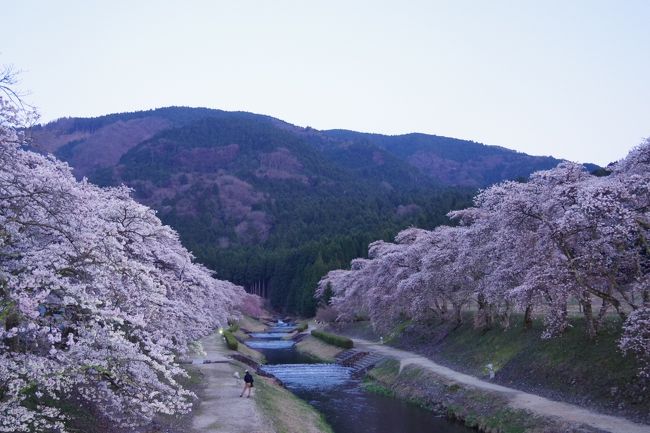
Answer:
[
  {"left": 318, "top": 141, "right": 650, "bottom": 379},
  {"left": 0, "top": 97, "right": 246, "bottom": 432}
]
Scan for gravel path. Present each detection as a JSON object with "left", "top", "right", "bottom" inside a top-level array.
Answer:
[
  {"left": 189, "top": 333, "right": 274, "bottom": 433},
  {"left": 353, "top": 337, "right": 650, "bottom": 433}
]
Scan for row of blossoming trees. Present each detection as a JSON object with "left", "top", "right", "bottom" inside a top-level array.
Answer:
[
  {"left": 318, "top": 141, "right": 650, "bottom": 380},
  {"left": 0, "top": 94, "right": 246, "bottom": 430}
]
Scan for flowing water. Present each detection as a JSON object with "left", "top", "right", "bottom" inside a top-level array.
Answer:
[{"left": 245, "top": 321, "right": 473, "bottom": 433}]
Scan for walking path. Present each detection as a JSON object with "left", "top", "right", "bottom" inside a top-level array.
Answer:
[
  {"left": 353, "top": 337, "right": 650, "bottom": 433},
  {"left": 188, "top": 332, "right": 274, "bottom": 433}
]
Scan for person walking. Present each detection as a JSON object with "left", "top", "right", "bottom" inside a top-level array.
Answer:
[{"left": 240, "top": 370, "right": 254, "bottom": 398}]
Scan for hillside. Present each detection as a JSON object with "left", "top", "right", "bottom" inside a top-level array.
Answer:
[
  {"left": 331, "top": 314, "right": 649, "bottom": 425},
  {"left": 323, "top": 129, "right": 598, "bottom": 186},
  {"left": 31, "top": 107, "right": 590, "bottom": 314}
]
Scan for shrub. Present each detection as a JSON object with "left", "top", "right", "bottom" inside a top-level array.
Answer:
[
  {"left": 296, "top": 322, "right": 308, "bottom": 332},
  {"left": 311, "top": 330, "right": 353, "bottom": 349},
  {"left": 223, "top": 330, "right": 239, "bottom": 350}
]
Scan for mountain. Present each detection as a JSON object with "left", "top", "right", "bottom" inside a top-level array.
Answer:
[
  {"left": 323, "top": 130, "right": 569, "bottom": 187},
  {"left": 30, "top": 107, "right": 591, "bottom": 314}
]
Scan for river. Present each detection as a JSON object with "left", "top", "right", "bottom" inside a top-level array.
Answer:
[{"left": 245, "top": 321, "right": 472, "bottom": 433}]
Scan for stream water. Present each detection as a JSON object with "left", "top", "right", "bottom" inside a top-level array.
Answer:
[{"left": 245, "top": 321, "right": 472, "bottom": 433}]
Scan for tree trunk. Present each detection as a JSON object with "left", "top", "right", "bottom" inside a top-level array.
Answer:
[
  {"left": 523, "top": 304, "right": 534, "bottom": 330},
  {"left": 499, "top": 303, "right": 511, "bottom": 329},
  {"left": 452, "top": 303, "right": 463, "bottom": 325},
  {"left": 475, "top": 293, "right": 492, "bottom": 329},
  {"left": 595, "top": 298, "right": 610, "bottom": 332},
  {"left": 581, "top": 295, "right": 596, "bottom": 339}
]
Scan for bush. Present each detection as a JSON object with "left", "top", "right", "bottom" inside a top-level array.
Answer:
[
  {"left": 296, "top": 322, "right": 308, "bottom": 332},
  {"left": 311, "top": 330, "right": 353, "bottom": 349},
  {"left": 223, "top": 330, "right": 239, "bottom": 350}
]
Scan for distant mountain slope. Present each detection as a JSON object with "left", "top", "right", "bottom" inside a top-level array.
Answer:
[
  {"left": 324, "top": 129, "right": 567, "bottom": 187},
  {"left": 32, "top": 107, "right": 285, "bottom": 177},
  {"left": 31, "top": 107, "right": 593, "bottom": 314}
]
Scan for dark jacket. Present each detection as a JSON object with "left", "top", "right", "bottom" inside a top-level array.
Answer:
[{"left": 244, "top": 372, "right": 254, "bottom": 384}]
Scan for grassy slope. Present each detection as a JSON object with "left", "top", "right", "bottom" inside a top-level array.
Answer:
[
  {"left": 254, "top": 376, "right": 334, "bottom": 433},
  {"left": 364, "top": 359, "right": 558, "bottom": 433},
  {"left": 391, "top": 315, "right": 648, "bottom": 422},
  {"left": 230, "top": 315, "right": 334, "bottom": 433},
  {"left": 237, "top": 315, "right": 269, "bottom": 333},
  {"left": 231, "top": 316, "right": 268, "bottom": 364},
  {"left": 295, "top": 335, "right": 343, "bottom": 363},
  {"left": 237, "top": 341, "right": 267, "bottom": 364}
]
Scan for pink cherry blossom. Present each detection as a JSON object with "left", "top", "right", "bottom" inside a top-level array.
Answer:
[
  {"left": 318, "top": 139, "right": 650, "bottom": 379},
  {"left": 0, "top": 95, "right": 245, "bottom": 431}
]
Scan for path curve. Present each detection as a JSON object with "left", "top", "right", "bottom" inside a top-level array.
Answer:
[{"left": 353, "top": 337, "right": 650, "bottom": 433}]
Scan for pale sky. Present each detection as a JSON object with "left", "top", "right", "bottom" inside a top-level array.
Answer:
[{"left": 3, "top": 0, "right": 649, "bottom": 165}]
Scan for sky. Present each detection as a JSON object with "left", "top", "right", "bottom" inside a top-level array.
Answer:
[{"left": 3, "top": 0, "right": 649, "bottom": 165}]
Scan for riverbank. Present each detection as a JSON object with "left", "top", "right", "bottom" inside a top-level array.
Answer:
[
  {"left": 228, "top": 316, "right": 335, "bottom": 433},
  {"left": 364, "top": 359, "right": 590, "bottom": 433},
  {"left": 365, "top": 359, "right": 553, "bottom": 433},
  {"left": 254, "top": 373, "right": 334, "bottom": 433},
  {"left": 160, "top": 327, "right": 334, "bottom": 433},
  {"left": 328, "top": 316, "right": 649, "bottom": 424},
  {"left": 295, "top": 334, "right": 344, "bottom": 363},
  {"left": 351, "top": 336, "right": 650, "bottom": 433}
]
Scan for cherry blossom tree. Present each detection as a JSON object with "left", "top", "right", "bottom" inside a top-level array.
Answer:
[
  {"left": 238, "top": 293, "right": 266, "bottom": 318},
  {"left": 0, "top": 92, "right": 245, "bottom": 432},
  {"left": 318, "top": 139, "right": 650, "bottom": 379},
  {"left": 620, "top": 307, "right": 650, "bottom": 381}
]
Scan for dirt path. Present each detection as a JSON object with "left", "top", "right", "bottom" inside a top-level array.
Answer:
[
  {"left": 188, "top": 333, "right": 275, "bottom": 433},
  {"left": 353, "top": 337, "right": 650, "bottom": 433}
]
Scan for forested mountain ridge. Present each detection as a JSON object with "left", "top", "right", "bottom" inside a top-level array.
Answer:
[
  {"left": 31, "top": 107, "right": 594, "bottom": 314},
  {"left": 324, "top": 129, "right": 599, "bottom": 186}
]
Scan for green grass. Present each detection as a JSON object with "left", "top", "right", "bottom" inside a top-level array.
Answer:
[
  {"left": 311, "top": 330, "right": 353, "bottom": 349},
  {"left": 482, "top": 408, "right": 531, "bottom": 433},
  {"left": 295, "top": 335, "right": 343, "bottom": 363},
  {"left": 384, "top": 320, "right": 412, "bottom": 344},
  {"left": 436, "top": 315, "right": 637, "bottom": 381},
  {"left": 391, "top": 313, "right": 648, "bottom": 417},
  {"left": 363, "top": 360, "right": 402, "bottom": 401},
  {"left": 367, "top": 359, "right": 400, "bottom": 382},
  {"left": 254, "top": 376, "right": 334, "bottom": 433},
  {"left": 236, "top": 341, "right": 266, "bottom": 364},
  {"left": 223, "top": 330, "right": 238, "bottom": 350},
  {"left": 361, "top": 380, "right": 396, "bottom": 397},
  {"left": 366, "top": 360, "right": 553, "bottom": 433},
  {"left": 296, "top": 321, "right": 308, "bottom": 332}
]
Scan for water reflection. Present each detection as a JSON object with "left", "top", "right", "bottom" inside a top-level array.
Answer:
[{"left": 248, "top": 324, "right": 473, "bottom": 433}]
